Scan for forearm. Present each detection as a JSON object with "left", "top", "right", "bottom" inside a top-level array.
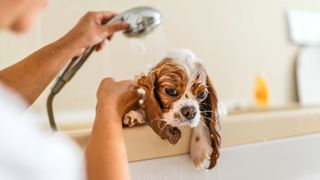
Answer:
[
  {"left": 0, "top": 40, "right": 77, "bottom": 105},
  {"left": 0, "top": 11, "right": 128, "bottom": 106},
  {"left": 86, "top": 105, "right": 130, "bottom": 180}
]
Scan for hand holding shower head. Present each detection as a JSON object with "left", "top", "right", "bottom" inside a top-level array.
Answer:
[
  {"left": 109, "top": 6, "right": 162, "bottom": 37},
  {"left": 47, "top": 6, "right": 162, "bottom": 131}
]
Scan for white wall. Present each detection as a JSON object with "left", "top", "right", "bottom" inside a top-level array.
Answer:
[{"left": 1, "top": 0, "right": 320, "bottom": 116}]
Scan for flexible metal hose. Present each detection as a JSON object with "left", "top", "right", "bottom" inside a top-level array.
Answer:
[{"left": 47, "top": 45, "right": 97, "bottom": 131}]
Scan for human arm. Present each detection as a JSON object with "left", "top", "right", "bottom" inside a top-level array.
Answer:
[
  {"left": 0, "top": 11, "right": 128, "bottom": 105},
  {"left": 85, "top": 78, "right": 139, "bottom": 180}
]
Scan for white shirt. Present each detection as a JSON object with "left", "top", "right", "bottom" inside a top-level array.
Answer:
[{"left": 0, "top": 83, "right": 85, "bottom": 180}]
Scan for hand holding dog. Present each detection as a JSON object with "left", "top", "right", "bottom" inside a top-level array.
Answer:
[
  {"left": 87, "top": 78, "right": 138, "bottom": 180},
  {"left": 96, "top": 78, "right": 140, "bottom": 120}
]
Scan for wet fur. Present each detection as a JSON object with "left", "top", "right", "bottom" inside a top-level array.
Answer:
[{"left": 123, "top": 53, "right": 221, "bottom": 169}]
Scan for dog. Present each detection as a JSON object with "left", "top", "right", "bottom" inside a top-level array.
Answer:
[{"left": 123, "top": 49, "right": 221, "bottom": 169}]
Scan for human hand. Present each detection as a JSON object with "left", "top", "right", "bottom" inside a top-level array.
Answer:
[
  {"left": 56, "top": 11, "right": 128, "bottom": 56},
  {"left": 96, "top": 78, "right": 140, "bottom": 119},
  {"left": 87, "top": 78, "right": 134, "bottom": 180}
]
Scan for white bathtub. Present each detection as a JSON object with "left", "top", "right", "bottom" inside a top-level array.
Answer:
[
  {"left": 129, "top": 133, "right": 320, "bottom": 180},
  {"left": 66, "top": 107, "right": 320, "bottom": 179}
]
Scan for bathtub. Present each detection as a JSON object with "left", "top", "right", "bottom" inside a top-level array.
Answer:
[
  {"left": 129, "top": 133, "right": 320, "bottom": 180},
  {"left": 66, "top": 106, "right": 320, "bottom": 180}
]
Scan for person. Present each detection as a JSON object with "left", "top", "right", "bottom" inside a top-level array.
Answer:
[{"left": 0, "top": 0, "right": 139, "bottom": 179}]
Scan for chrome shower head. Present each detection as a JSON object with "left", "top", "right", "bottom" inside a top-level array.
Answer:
[
  {"left": 107, "top": 6, "right": 162, "bottom": 37},
  {"left": 47, "top": 6, "right": 162, "bottom": 131}
]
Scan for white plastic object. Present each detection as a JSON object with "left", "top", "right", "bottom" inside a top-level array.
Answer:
[{"left": 297, "top": 47, "right": 320, "bottom": 105}]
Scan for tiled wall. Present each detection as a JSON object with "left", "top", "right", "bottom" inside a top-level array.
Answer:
[{"left": 1, "top": 0, "right": 320, "bottom": 117}]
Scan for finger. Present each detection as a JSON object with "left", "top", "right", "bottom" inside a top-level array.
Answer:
[
  {"left": 95, "top": 40, "right": 105, "bottom": 51},
  {"left": 121, "top": 79, "right": 136, "bottom": 84},
  {"left": 101, "top": 77, "right": 115, "bottom": 85},
  {"left": 95, "top": 44, "right": 102, "bottom": 51},
  {"left": 107, "top": 34, "right": 113, "bottom": 41},
  {"left": 100, "top": 42, "right": 105, "bottom": 50},
  {"left": 97, "top": 77, "right": 114, "bottom": 98},
  {"left": 123, "top": 81, "right": 139, "bottom": 98},
  {"left": 100, "top": 22, "right": 128, "bottom": 34},
  {"left": 120, "top": 85, "right": 142, "bottom": 116},
  {"left": 96, "top": 11, "right": 117, "bottom": 24}
]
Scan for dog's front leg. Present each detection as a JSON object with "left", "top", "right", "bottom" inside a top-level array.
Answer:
[
  {"left": 190, "top": 119, "right": 213, "bottom": 169},
  {"left": 122, "top": 109, "right": 146, "bottom": 127}
]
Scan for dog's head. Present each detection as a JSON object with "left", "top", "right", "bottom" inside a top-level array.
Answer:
[{"left": 147, "top": 49, "right": 221, "bottom": 169}]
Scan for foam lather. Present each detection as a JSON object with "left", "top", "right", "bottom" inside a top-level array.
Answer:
[{"left": 137, "top": 74, "right": 182, "bottom": 145}]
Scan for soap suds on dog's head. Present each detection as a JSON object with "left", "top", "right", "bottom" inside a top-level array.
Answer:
[
  {"left": 165, "top": 49, "right": 205, "bottom": 82},
  {"left": 165, "top": 49, "right": 202, "bottom": 64}
]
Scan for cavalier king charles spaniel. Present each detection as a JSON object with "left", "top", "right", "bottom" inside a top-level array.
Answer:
[{"left": 123, "top": 49, "right": 221, "bottom": 169}]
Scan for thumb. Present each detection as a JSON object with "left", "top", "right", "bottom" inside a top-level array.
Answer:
[{"left": 100, "top": 22, "right": 129, "bottom": 35}]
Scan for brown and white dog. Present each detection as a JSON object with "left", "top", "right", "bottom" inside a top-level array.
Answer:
[{"left": 123, "top": 49, "right": 221, "bottom": 169}]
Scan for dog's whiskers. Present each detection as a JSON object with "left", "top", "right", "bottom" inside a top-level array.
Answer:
[
  {"left": 147, "top": 116, "right": 166, "bottom": 124},
  {"left": 202, "top": 116, "right": 216, "bottom": 124},
  {"left": 195, "top": 121, "right": 211, "bottom": 140},
  {"left": 200, "top": 110, "right": 216, "bottom": 113},
  {"left": 200, "top": 102, "right": 212, "bottom": 106}
]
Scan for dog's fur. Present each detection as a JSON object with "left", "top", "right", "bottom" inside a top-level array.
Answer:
[{"left": 123, "top": 49, "right": 221, "bottom": 169}]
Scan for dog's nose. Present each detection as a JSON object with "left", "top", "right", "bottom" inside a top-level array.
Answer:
[{"left": 181, "top": 106, "right": 197, "bottom": 120}]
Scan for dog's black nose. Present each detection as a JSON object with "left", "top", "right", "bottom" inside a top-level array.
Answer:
[{"left": 181, "top": 106, "right": 197, "bottom": 120}]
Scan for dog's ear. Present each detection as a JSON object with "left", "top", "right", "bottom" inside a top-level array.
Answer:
[
  {"left": 147, "top": 67, "right": 165, "bottom": 110},
  {"left": 147, "top": 68, "right": 158, "bottom": 85},
  {"left": 201, "top": 75, "right": 221, "bottom": 169},
  {"left": 138, "top": 69, "right": 182, "bottom": 145}
]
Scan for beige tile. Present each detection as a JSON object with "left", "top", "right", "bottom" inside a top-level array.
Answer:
[{"left": 3, "top": 0, "right": 320, "bottom": 116}]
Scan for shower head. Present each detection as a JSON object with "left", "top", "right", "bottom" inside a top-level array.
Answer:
[
  {"left": 47, "top": 6, "right": 162, "bottom": 131},
  {"left": 107, "top": 6, "right": 162, "bottom": 37}
]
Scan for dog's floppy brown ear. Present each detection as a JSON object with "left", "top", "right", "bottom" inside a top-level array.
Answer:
[
  {"left": 147, "top": 67, "right": 165, "bottom": 110},
  {"left": 201, "top": 75, "right": 221, "bottom": 169},
  {"left": 137, "top": 70, "right": 182, "bottom": 145}
]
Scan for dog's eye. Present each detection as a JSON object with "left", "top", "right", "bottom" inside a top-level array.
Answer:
[
  {"left": 165, "top": 88, "right": 179, "bottom": 97},
  {"left": 197, "top": 91, "right": 208, "bottom": 99}
]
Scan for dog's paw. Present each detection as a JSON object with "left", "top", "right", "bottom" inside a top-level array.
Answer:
[
  {"left": 123, "top": 110, "right": 145, "bottom": 127},
  {"left": 190, "top": 140, "right": 213, "bottom": 169},
  {"left": 190, "top": 130, "right": 213, "bottom": 169}
]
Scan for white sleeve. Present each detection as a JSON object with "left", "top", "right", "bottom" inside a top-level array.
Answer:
[{"left": 0, "top": 84, "right": 86, "bottom": 180}]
